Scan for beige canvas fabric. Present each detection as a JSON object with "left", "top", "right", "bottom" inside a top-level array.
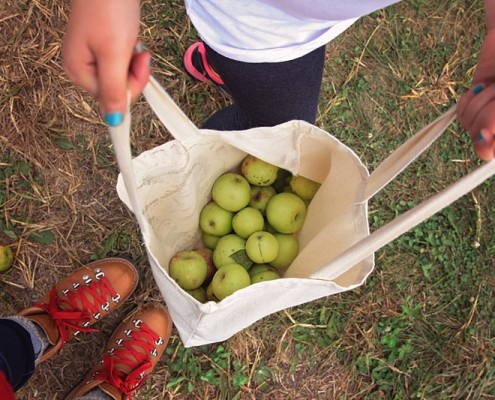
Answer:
[{"left": 109, "top": 76, "right": 495, "bottom": 347}]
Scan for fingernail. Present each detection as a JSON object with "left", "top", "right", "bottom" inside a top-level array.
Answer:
[
  {"left": 104, "top": 112, "right": 124, "bottom": 126},
  {"left": 476, "top": 132, "right": 485, "bottom": 143},
  {"left": 133, "top": 42, "right": 145, "bottom": 53},
  {"left": 473, "top": 83, "right": 484, "bottom": 95}
]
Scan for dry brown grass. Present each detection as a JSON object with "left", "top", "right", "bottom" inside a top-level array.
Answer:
[{"left": 1, "top": 1, "right": 357, "bottom": 398}]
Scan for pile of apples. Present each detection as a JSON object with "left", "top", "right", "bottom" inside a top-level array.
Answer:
[{"left": 169, "top": 154, "right": 320, "bottom": 302}]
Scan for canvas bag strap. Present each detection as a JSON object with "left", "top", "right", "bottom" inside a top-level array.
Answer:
[
  {"left": 308, "top": 105, "right": 495, "bottom": 280},
  {"left": 107, "top": 99, "right": 149, "bottom": 232},
  {"left": 363, "top": 105, "right": 457, "bottom": 201},
  {"left": 143, "top": 75, "right": 202, "bottom": 142},
  {"left": 106, "top": 76, "right": 202, "bottom": 232},
  {"left": 309, "top": 158, "right": 495, "bottom": 280}
]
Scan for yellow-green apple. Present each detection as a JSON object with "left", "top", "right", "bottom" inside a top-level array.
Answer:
[
  {"left": 212, "top": 263, "right": 251, "bottom": 300},
  {"left": 241, "top": 155, "right": 279, "bottom": 186},
  {"left": 249, "top": 185, "right": 276, "bottom": 215},
  {"left": 195, "top": 247, "right": 216, "bottom": 284},
  {"left": 212, "top": 234, "right": 247, "bottom": 269},
  {"left": 266, "top": 192, "right": 307, "bottom": 234},
  {"left": 186, "top": 286, "right": 207, "bottom": 303},
  {"left": 0, "top": 245, "right": 13, "bottom": 272},
  {"left": 289, "top": 175, "right": 321, "bottom": 200},
  {"left": 248, "top": 263, "right": 275, "bottom": 278},
  {"left": 169, "top": 250, "right": 208, "bottom": 290},
  {"left": 245, "top": 231, "right": 279, "bottom": 264},
  {"left": 270, "top": 233, "right": 299, "bottom": 270},
  {"left": 202, "top": 231, "right": 220, "bottom": 250},
  {"left": 199, "top": 202, "right": 233, "bottom": 236},
  {"left": 250, "top": 269, "right": 280, "bottom": 284},
  {"left": 232, "top": 207, "right": 265, "bottom": 239},
  {"left": 211, "top": 172, "right": 251, "bottom": 212}
]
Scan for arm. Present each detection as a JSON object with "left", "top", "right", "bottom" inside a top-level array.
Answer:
[
  {"left": 62, "top": 0, "right": 150, "bottom": 126},
  {"left": 457, "top": 0, "right": 495, "bottom": 160}
]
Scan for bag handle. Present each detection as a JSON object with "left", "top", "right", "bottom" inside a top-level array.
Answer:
[
  {"left": 363, "top": 105, "right": 457, "bottom": 201},
  {"left": 107, "top": 103, "right": 149, "bottom": 233},
  {"left": 107, "top": 76, "right": 201, "bottom": 233},
  {"left": 298, "top": 158, "right": 495, "bottom": 280},
  {"left": 143, "top": 76, "right": 202, "bottom": 143}
]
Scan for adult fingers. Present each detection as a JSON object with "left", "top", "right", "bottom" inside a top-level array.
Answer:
[
  {"left": 472, "top": 129, "right": 495, "bottom": 161},
  {"left": 458, "top": 83, "right": 495, "bottom": 132}
]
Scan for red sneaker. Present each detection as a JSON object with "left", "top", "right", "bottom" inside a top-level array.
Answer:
[
  {"left": 65, "top": 303, "right": 172, "bottom": 400},
  {"left": 18, "top": 258, "right": 139, "bottom": 362}
]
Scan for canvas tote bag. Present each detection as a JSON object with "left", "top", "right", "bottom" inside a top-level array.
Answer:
[{"left": 109, "top": 76, "right": 495, "bottom": 347}]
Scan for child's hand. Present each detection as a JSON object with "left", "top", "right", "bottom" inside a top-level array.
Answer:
[
  {"left": 458, "top": 30, "right": 495, "bottom": 161},
  {"left": 62, "top": 0, "right": 150, "bottom": 126}
]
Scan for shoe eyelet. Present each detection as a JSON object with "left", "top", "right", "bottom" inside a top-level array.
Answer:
[
  {"left": 133, "top": 319, "right": 142, "bottom": 328},
  {"left": 107, "top": 348, "right": 115, "bottom": 355},
  {"left": 101, "top": 302, "right": 110, "bottom": 311},
  {"left": 83, "top": 275, "right": 92, "bottom": 285},
  {"left": 61, "top": 289, "right": 70, "bottom": 296},
  {"left": 72, "top": 282, "right": 80, "bottom": 290},
  {"left": 150, "top": 348, "right": 158, "bottom": 357},
  {"left": 95, "top": 269, "right": 105, "bottom": 279},
  {"left": 74, "top": 330, "right": 80, "bottom": 336},
  {"left": 155, "top": 337, "right": 164, "bottom": 346},
  {"left": 93, "top": 312, "right": 101, "bottom": 320},
  {"left": 82, "top": 321, "right": 90, "bottom": 328},
  {"left": 112, "top": 293, "right": 121, "bottom": 303},
  {"left": 124, "top": 329, "right": 132, "bottom": 337},
  {"left": 115, "top": 338, "right": 124, "bottom": 347}
]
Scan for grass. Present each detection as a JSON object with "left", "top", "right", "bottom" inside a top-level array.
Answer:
[{"left": 1, "top": 0, "right": 495, "bottom": 399}]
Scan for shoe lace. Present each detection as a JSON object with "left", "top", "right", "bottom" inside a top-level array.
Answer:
[
  {"left": 95, "top": 323, "right": 159, "bottom": 398},
  {"left": 35, "top": 275, "right": 118, "bottom": 344}
]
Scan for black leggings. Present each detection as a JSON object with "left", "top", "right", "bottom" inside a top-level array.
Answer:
[
  {"left": 202, "top": 44, "right": 326, "bottom": 131},
  {"left": 0, "top": 319, "right": 35, "bottom": 391}
]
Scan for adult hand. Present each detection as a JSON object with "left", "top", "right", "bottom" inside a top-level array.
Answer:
[
  {"left": 62, "top": 0, "right": 150, "bottom": 126},
  {"left": 457, "top": 1, "right": 495, "bottom": 161}
]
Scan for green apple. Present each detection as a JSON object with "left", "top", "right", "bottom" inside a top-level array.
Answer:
[
  {"left": 241, "top": 155, "right": 279, "bottom": 186},
  {"left": 186, "top": 286, "right": 207, "bottom": 303},
  {"left": 0, "top": 245, "right": 13, "bottom": 272},
  {"left": 245, "top": 231, "right": 279, "bottom": 264},
  {"left": 202, "top": 231, "right": 220, "bottom": 250},
  {"left": 249, "top": 185, "right": 276, "bottom": 215},
  {"left": 199, "top": 202, "right": 233, "bottom": 236},
  {"left": 289, "top": 175, "right": 321, "bottom": 200},
  {"left": 232, "top": 207, "right": 265, "bottom": 239},
  {"left": 169, "top": 250, "right": 208, "bottom": 290},
  {"left": 270, "top": 233, "right": 299, "bottom": 270},
  {"left": 212, "top": 263, "right": 251, "bottom": 300},
  {"left": 266, "top": 192, "right": 307, "bottom": 234},
  {"left": 212, "top": 234, "right": 247, "bottom": 269},
  {"left": 248, "top": 263, "right": 275, "bottom": 278},
  {"left": 250, "top": 269, "right": 280, "bottom": 284},
  {"left": 195, "top": 247, "right": 216, "bottom": 284},
  {"left": 211, "top": 172, "right": 251, "bottom": 212}
]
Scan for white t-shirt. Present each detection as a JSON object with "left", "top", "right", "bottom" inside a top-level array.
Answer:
[{"left": 185, "top": 0, "right": 401, "bottom": 63}]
